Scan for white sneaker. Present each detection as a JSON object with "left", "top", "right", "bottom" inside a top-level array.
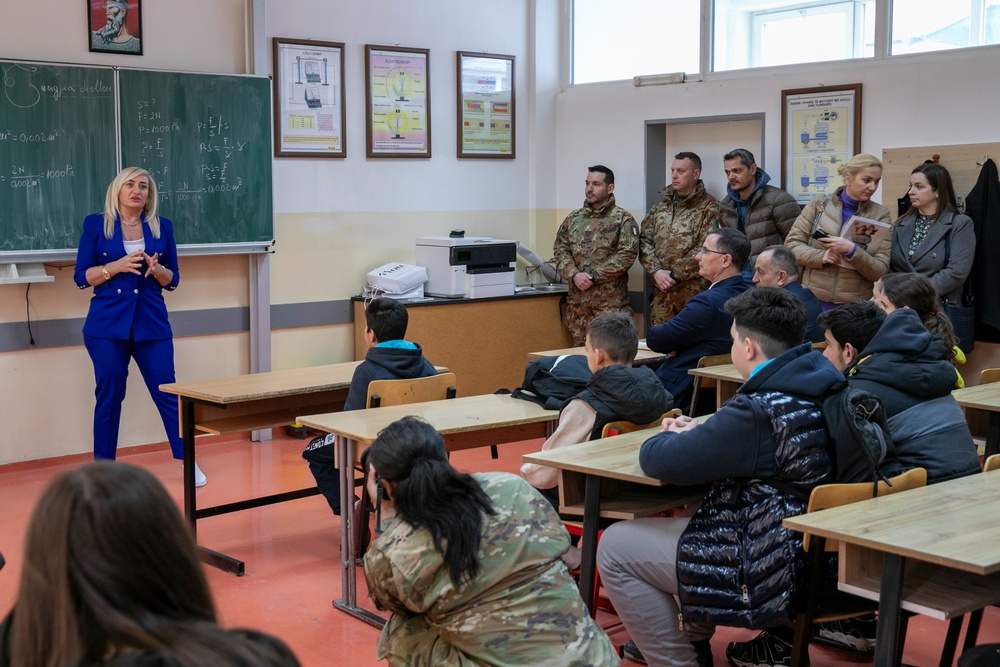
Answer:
[{"left": 194, "top": 462, "right": 207, "bottom": 487}]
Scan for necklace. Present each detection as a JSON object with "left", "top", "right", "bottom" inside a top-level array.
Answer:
[{"left": 122, "top": 218, "right": 141, "bottom": 227}]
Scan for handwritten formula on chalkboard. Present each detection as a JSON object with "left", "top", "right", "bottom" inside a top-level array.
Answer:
[
  {"left": 0, "top": 61, "right": 273, "bottom": 257},
  {"left": 119, "top": 70, "right": 273, "bottom": 246},
  {"left": 0, "top": 62, "right": 116, "bottom": 252}
]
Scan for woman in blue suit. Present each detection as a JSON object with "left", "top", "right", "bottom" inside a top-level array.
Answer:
[{"left": 73, "top": 167, "right": 205, "bottom": 486}]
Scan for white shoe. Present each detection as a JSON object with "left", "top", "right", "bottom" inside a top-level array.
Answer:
[{"left": 194, "top": 462, "right": 207, "bottom": 487}]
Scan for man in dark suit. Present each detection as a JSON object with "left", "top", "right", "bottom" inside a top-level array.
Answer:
[
  {"left": 752, "top": 244, "right": 824, "bottom": 343},
  {"left": 646, "top": 227, "right": 753, "bottom": 413}
]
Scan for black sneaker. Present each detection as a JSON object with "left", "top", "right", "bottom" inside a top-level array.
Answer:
[
  {"left": 725, "top": 627, "right": 794, "bottom": 667},
  {"left": 621, "top": 638, "right": 713, "bottom": 667},
  {"left": 621, "top": 639, "right": 647, "bottom": 664},
  {"left": 814, "top": 615, "right": 877, "bottom": 656}
]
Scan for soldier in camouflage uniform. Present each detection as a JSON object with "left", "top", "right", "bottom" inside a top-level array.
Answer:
[
  {"left": 553, "top": 165, "right": 639, "bottom": 345},
  {"left": 639, "top": 152, "right": 719, "bottom": 327},
  {"left": 363, "top": 417, "right": 618, "bottom": 666}
]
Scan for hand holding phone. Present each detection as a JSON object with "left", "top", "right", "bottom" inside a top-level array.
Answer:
[{"left": 811, "top": 229, "right": 830, "bottom": 240}]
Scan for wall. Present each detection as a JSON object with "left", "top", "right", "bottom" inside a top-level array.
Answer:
[{"left": 0, "top": 0, "right": 556, "bottom": 464}]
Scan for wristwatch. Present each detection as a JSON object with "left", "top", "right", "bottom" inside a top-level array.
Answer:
[{"left": 101, "top": 265, "right": 111, "bottom": 281}]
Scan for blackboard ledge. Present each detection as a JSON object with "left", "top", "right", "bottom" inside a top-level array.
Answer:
[
  {"left": 0, "top": 241, "right": 274, "bottom": 264},
  {"left": 0, "top": 263, "right": 55, "bottom": 285}
]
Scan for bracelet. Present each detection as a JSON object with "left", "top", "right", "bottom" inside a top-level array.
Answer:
[{"left": 101, "top": 265, "right": 111, "bottom": 281}]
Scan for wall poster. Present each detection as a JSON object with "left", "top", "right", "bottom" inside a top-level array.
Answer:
[
  {"left": 365, "top": 44, "right": 431, "bottom": 158},
  {"left": 273, "top": 38, "right": 346, "bottom": 158},
  {"left": 457, "top": 52, "right": 515, "bottom": 159}
]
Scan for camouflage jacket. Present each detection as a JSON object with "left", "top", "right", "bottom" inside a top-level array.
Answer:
[
  {"left": 639, "top": 181, "right": 719, "bottom": 284},
  {"left": 553, "top": 195, "right": 639, "bottom": 293},
  {"left": 364, "top": 472, "right": 618, "bottom": 666}
]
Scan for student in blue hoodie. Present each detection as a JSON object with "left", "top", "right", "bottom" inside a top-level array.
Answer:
[
  {"left": 303, "top": 298, "right": 436, "bottom": 517},
  {"left": 719, "top": 148, "right": 800, "bottom": 270}
]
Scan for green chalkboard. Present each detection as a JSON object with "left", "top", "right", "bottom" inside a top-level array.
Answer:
[
  {"left": 119, "top": 70, "right": 273, "bottom": 247},
  {"left": 0, "top": 61, "right": 117, "bottom": 253}
]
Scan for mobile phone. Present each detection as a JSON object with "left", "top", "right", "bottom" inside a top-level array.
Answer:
[{"left": 811, "top": 229, "right": 830, "bottom": 240}]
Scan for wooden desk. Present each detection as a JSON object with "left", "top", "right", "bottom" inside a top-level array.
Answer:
[
  {"left": 784, "top": 470, "right": 1000, "bottom": 667},
  {"left": 528, "top": 341, "right": 666, "bottom": 367},
  {"left": 353, "top": 293, "right": 572, "bottom": 396},
  {"left": 522, "top": 427, "right": 707, "bottom": 612},
  {"left": 688, "top": 363, "right": 743, "bottom": 410},
  {"left": 298, "top": 393, "right": 559, "bottom": 628},
  {"left": 953, "top": 383, "right": 1000, "bottom": 457},
  {"left": 161, "top": 361, "right": 441, "bottom": 575}
]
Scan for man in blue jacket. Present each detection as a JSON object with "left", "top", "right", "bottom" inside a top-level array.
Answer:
[
  {"left": 303, "top": 298, "right": 436, "bottom": 517},
  {"left": 598, "top": 288, "right": 841, "bottom": 667},
  {"left": 752, "top": 244, "right": 824, "bottom": 343},
  {"left": 646, "top": 227, "right": 753, "bottom": 413}
]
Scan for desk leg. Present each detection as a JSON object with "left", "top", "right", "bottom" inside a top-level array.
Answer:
[
  {"left": 182, "top": 397, "right": 197, "bottom": 531},
  {"left": 182, "top": 398, "right": 247, "bottom": 577},
  {"left": 578, "top": 474, "right": 602, "bottom": 617},
  {"left": 987, "top": 413, "right": 1000, "bottom": 458},
  {"left": 331, "top": 436, "right": 385, "bottom": 628},
  {"left": 874, "top": 553, "right": 906, "bottom": 667}
]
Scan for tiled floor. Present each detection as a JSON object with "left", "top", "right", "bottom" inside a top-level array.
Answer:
[{"left": 1, "top": 432, "right": 996, "bottom": 666}]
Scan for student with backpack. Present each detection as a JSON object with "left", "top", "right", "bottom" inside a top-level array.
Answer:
[{"left": 519, "top": 312, "right": 673, "bottom": 498}]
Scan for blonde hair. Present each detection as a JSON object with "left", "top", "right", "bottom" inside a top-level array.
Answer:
[
  {"left": 103, "top": 167, "right": 160, "bottom": 239},
  {"left": 837, "top": 153, "right": 882, "bottom": 178}
]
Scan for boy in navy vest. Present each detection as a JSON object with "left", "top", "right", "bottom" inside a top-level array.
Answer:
[
  {"left": 303, "top": 298, "right": 436, "bottom": 517},
  {"left": 520, "top": 312, "right": 672, "bottom": 499}
]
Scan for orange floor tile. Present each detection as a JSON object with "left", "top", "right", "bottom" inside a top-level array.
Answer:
[{"left": 1, "top": 432, "right": 998, "bottom": 666}]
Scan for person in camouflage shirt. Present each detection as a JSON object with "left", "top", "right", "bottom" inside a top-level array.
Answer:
[
  {"left": 553, "top": 165, "right": 639, "bottom": 345},
  {"left": 639, "top": 152, "right": 719, "bottom": 326},
  {"left": 362, "top": 417, "right": 618, "bottom": 667}
]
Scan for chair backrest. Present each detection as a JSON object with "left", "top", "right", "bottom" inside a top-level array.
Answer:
[
  {"left": 601, "top": 409, "right": 682, "bottom": 438},
  {"left": 985, "top": 454, "right": 1000, "bottom": 472},
  {"left": 802, "top": 467, "right": 927, "bottom": 552},
  {"left": 812, "top": 340, "right": 828, "bottom": 350},
  {"left": 367, "top": 372, "right": 458, "bottom": 408},
  {"left": 696, "top": 352, "right": 732, "bottom": 369},
  {"left": 980, "top": 369, "right": 1000, "bottom": 385}
]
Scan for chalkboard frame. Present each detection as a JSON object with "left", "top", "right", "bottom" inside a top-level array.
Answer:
[{"left": 0, "top": 59, "right": 275, "bottom": 262}]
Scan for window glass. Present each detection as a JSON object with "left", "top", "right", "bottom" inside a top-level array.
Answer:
[
  {"left": 572, "top": 0, "right": 700, "bottom": 84},
  {"left": 891, "top": 0, "right": 1000, "bottom": 54},
  {"left": 714, "top": 0, "right": 875, "bottom": 71}
]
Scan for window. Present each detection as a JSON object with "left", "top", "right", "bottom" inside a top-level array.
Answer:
[
  {"left": 891, "top": 0, "right": 1000, "bottom": 54},
  {"left": 714, "top": 0, "right": 875, "bottom": 71},
  {"left": 572, "top": 0, "right": 700, "bottom": 84}
]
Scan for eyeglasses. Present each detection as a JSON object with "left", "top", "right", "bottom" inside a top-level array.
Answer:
[{"left": 698, "top": 246, "right": 729, "bottom": 256}]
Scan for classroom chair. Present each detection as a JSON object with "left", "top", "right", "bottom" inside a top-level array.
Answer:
[
  {"left": 354, "top": 373, "right": 459, "bottom": 558},
  {"left": 790, "top": 467, "right": 928, "bottom": 667},
  {"left": 688, "top": 352, "right": 732, "bottom": 418},
  {"left": 966, "top": 369, "right": 1000, "bottom": 450},
  {"left": 564, "top": 409, "right": 682, "bottom": 620}
]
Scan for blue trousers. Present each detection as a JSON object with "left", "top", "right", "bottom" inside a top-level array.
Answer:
[{"left": 84, "top": 335, "right": 183, "bottom": 460}]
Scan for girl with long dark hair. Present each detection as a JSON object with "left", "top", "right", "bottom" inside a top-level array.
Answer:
[{"left": 362, "top": 416, "right": 617, "bottom": 666}]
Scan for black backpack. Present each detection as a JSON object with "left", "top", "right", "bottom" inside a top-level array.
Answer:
[
  {"left": 511, "top": 354, "right": 592, "bottom": 411},
  {"left": 817, "top": 384, "right": 903, "bottom": 494}
]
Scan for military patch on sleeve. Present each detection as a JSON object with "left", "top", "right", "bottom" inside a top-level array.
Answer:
[{"left": 631, "top": 224, "right": 638, "bottom": 236}]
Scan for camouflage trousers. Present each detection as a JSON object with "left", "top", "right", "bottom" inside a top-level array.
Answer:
[
  {"left": 648, "top": 280, "right": 708, "bottom": 328},
  {"left": 563, "top": 296, "right": 632, "bottom": 346}
]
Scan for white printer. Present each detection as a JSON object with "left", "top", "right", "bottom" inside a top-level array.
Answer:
[{"left": 415, "top": 232, "right": 517, "bottom": 298}]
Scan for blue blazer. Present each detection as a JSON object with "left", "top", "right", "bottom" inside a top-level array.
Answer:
[
  {"left": 647, "top": 274, "right": 753, "bottom": 409},
  {"left": 74, "top": 213, "right": 180, "bottom": 341}
]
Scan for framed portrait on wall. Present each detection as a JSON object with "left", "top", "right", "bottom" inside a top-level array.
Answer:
[
  {"left": 88, "top": 0, "right": 142, "bottom": 55},
  {"left": 272, "top": 38, "right": 347, "bottom": 158},
  {"left": 456, "top": 52, "right": 515, "bottom": 159},
  {"left": 781, "top": 84, "right": 862, "bottom": 205},
  {"left": 365, "top": 44, "right": 431, "bottom": 158}
]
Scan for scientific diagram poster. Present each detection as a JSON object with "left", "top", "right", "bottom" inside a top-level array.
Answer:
[
  {"left": 781, "top": 84, "right": 861, "bottom": 204},
  {"left": 272, "top": 38, "right": 346, "bottom": 158},
  {"left": 457, "top": 52, "right": 514, "bottom": 158},
  {"left": 366, "top": 45, "right": 430, "bottom": 157}
]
